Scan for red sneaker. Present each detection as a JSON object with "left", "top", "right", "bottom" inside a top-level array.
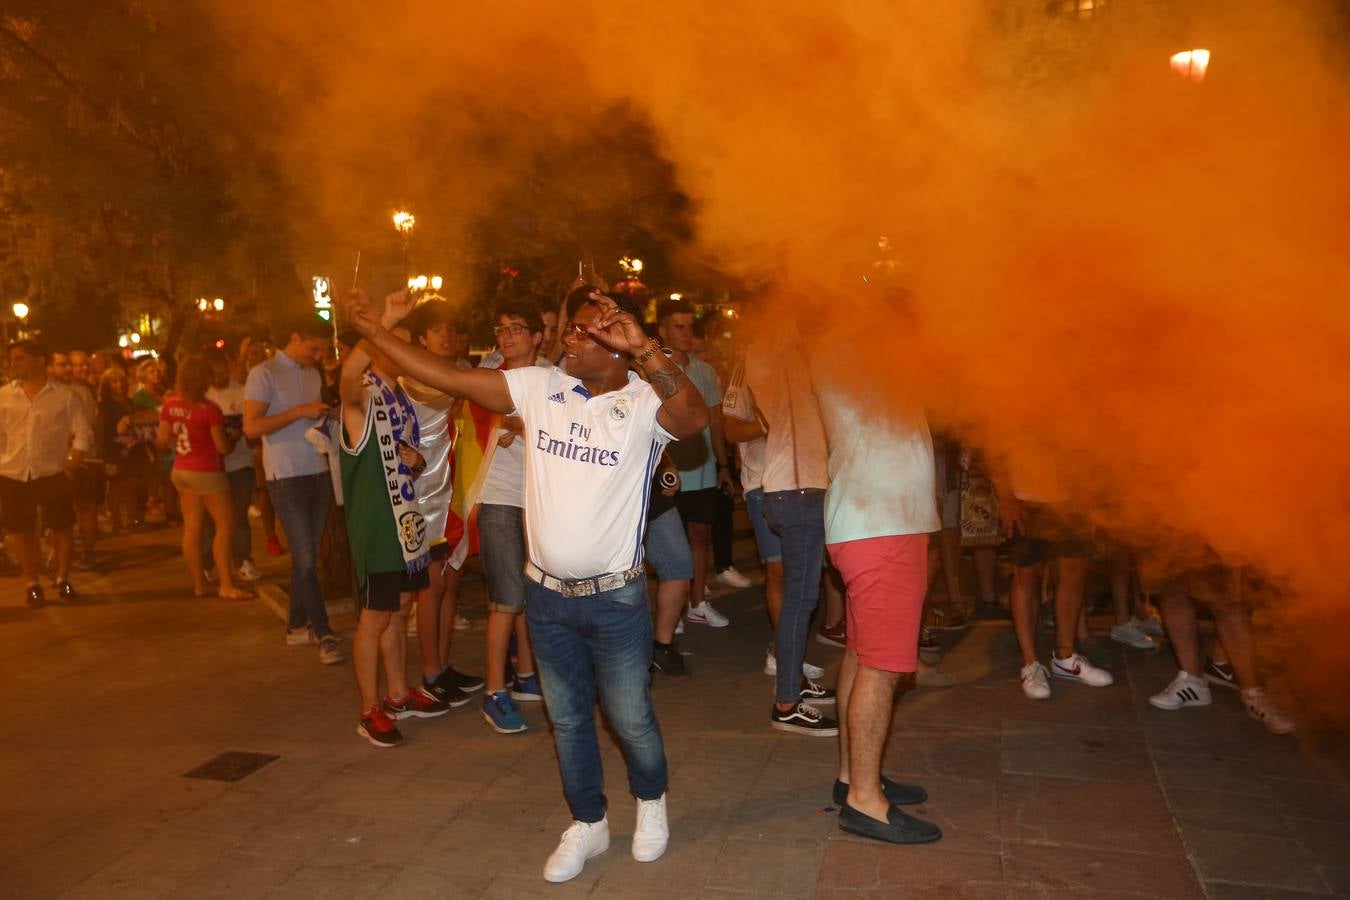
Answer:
[
  {"left": 357, "top": 706, "right": 403, "bottom": 748},
  {"left": 384, "top": 687, "right": 451, "bottom": 720},
  {"left": 815, "top": 620, "right": 846, "bottom": 648},
  {"left": 266, "top": 536, "right": 285, "bottom": 557}
]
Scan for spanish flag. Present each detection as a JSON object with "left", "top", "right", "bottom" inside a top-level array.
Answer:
[{"left": 446, "top": 399, "right": 505, "bottom": 570}]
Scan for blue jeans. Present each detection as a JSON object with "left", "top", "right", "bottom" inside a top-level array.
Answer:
[
  {"left": 644, "top": 507, "right": 693, "bottom": 582},
  {"left": 764, "top": 488, "right": 826, "bottom": 703},
  {"left": 525, "top": 577, "right": 668, "bottom": 823},
  {"left": 266, "top": 473, "right": 333, "bottom": 638}
]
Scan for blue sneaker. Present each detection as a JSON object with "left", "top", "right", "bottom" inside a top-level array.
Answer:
[
  {"left": 511, "top": 672, "right": 543, "bottom": 702},
  {"left": 482, "top": 691, "right": 527, "bottom": 734}
]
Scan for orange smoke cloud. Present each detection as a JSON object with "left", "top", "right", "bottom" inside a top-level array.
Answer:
[{"left": 214, "top": 0, "right": 1350, "bottom": 723}]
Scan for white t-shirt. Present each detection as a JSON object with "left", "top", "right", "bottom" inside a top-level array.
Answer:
[
  {"left": 207, "top": 382, "right": 253, "bottom": 473},
  {"left": 479, "top": 357, "right": 555, "bottom": 509},
  {"left": 721, "top": 359, "right": 765, "bottom": 493},
  {"left": 503, "top": 366, "right": 673, "bottom": 579},
  {"left": 744, "top": 332, "right": 828, "bottom": 493},
  {"left": 817, "top": 384, "right": 940, "bottom": 544}
]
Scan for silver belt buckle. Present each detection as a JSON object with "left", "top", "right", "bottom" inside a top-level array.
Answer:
[
  {"left": 596, "top": 572, "right": 625, "bottom": 592},
  {"left": 563, "top": 579, "right": 596, "bottom": 598}
]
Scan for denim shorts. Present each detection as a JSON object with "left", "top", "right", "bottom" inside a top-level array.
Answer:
[
  {"left": 744, "top": 488, "right": 782, "bottom": 563},
  {"left": 479, "top": 503, "right": 527, "bottom": 613},
  {"left": 645, "top": 506, "right": 693, "bottom": 581}
]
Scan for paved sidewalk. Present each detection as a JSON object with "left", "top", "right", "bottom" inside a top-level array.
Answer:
[{"left": 1, "top": 524, "right": 1347, "bottom": 898}]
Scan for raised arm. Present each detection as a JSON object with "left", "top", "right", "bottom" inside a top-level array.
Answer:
[
  {"left": 584, "top": 294, "right": 708, "bottom": 440},
  {"left": 343, "top": 289, "right": 513, "bottom": 414}
]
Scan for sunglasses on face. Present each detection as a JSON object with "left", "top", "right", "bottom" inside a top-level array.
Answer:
[{"left": 493, "top": 324, "right": 531, "bottom": 336}]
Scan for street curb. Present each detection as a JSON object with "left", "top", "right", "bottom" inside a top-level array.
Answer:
[{"left": 254, "top": 582, "right": 290, "bottom": 624}]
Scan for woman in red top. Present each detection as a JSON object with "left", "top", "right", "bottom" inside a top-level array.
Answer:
[{"left": 157, "top": 355, "right": 253, "bottom": 600}]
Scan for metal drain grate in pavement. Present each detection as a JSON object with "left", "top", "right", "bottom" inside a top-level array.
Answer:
[{"left": 183, "top": 751, "right": 281, "bottom": 783}]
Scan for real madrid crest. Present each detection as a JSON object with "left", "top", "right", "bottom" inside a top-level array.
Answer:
[{"left": 609, "top": 397, "right": 629, "bottom": 422}]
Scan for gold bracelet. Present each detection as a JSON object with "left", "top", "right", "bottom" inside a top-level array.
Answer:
[{"left": 633, "top": 340, "right": 661, "bottom": 366}]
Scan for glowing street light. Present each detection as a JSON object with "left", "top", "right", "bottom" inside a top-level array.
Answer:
[
  {"left": 12, "top": 302, "right": 29, "bottom": 319},
  {"left": 212, "top": 298, "right": 225, "bottom": 312},
  {"left": 118, "top": 335, "right": 129, "bottom": 348},
  {"left": 406, "top": 274, "right": 444, "bottom": 294},
  {"left": 130, "top": 332, "right": 142, "bottom": 344},
  {"left": 392, "top": 210, "right": 416, "bottom": 235},
  {"left": 669, "top": 292, "right": 682, "bottom": 301},
  {"left": 1170, "top": 49, "right": 1211, "bottom": 83}
]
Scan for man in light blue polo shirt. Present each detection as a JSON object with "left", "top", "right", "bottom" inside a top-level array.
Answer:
[
  {"left": 244, "top": 314, "right": 342, "bottom": 665},
  {"left": 657, "top": 299, "right": 734, "bottom": 628}
]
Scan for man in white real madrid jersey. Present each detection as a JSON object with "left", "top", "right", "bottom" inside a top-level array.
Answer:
[{"left": 344, "top": 285, "right": 708, "bottom": 884}]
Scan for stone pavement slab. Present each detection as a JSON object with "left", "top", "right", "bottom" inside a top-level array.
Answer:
[{"left": 1, "top": 523, "right": 1347, "bottom": 897}]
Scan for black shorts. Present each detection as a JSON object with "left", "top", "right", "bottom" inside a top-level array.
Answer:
[
  {"left": 430, "top": 541, "right": 449, "bottom": 562},
  {"left": 675, "top": 487, "right": 718, "bottom": 526},
  {"left": 1005, "top": 503, "right": 1093, "bottom": 568},
  {"left": 0, "top": 474, "right": 75, "bottom": 533},
  {"left": 358, "top": 567, "right": 430, "bottom": 612}
]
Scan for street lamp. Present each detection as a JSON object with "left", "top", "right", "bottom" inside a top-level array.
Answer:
[
  {"left": 619, "top": 256, "right": 644, "bottom": 277},
  {"left": 406, "top": 274, "right": 444, "bottom": 295},
  {"left": 1170, "top": 49, "right": 1211, "bottom": 83},
  {"left": 12, "top": 302, "right": 29, "bottom": 320},
  {"left": 392, "top": 210, "right": 416, "bottom": 235},
  {"left": 212, "top": 298, "right": 225, "bottom": 312}
]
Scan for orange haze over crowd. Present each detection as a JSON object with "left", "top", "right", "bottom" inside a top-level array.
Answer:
[{"left": 212, "top": 1, "right": 1350, "bottom": 725}]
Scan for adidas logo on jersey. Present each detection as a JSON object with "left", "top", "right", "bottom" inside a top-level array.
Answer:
[{"left": 547, "top": 391, "right": 566, "bottom": 404}]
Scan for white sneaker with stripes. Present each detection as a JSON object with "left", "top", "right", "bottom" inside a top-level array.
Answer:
[{"left": 1149, "top": 671, "right": 1212, "bottom": 710}]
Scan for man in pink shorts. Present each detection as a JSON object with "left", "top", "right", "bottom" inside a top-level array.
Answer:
[{"left": 817, "top": 376, "right": 943, "bottom": 845}]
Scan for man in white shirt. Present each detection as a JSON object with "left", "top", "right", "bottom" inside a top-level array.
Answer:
[
  {"left": 49, "top": 351, "right": 102, "bottom": 570},
  {"left": 657, "top": 299, "right": 734, "bottom": 627},
  {"left": 203, "top": 351, "right": 260, "bottom": 581},
  {"left": 743, "top": 319, "right": 838, "bottom": 736},
  {"left": 816, "top": 370, "right": 942, "bottom": 845},
  {"left": 400, "top": 300, "right": 484, "bottom": 710},
  {"left": 473, "top": 304, "right": 552, "bottom": 735},
  {"left": 0, "top": 340, "right": 94, "bottom": 607},
  {"left": 345, "top": 285, "right": 708, "bottom": 885}
]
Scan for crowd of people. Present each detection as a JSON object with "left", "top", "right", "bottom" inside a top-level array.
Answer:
[{"left": 0, "top": 278, "right": 1296, "bottom": 882}]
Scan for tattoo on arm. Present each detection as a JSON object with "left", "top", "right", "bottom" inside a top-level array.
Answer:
[{"left": 647, "top": 363, "right": 685, "bottom": 400}]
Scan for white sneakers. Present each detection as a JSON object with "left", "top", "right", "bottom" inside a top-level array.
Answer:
[
  {"left": 686, "top": 601, "right": 730, "bottom": 627},
  {"left": 544, "top": 818, "right": 610, "bottom": 883},
  {"left": 1050, "top": 653, "right": 1115, "bottom": 687},
  {"left": 1242, "top": 687, "right": 1296, "bottom": 735},
  {"left": 1149, "top": 670, "right": 1212, "bottom": 710},
  {"left": 632, "top": 794, "right": 669, "bottom": 863},
  {"left": 716, "top": 566, "right": 752, "bottom": 588},
  {"left": 543, "top": 796, "right": 669, "bottom": 883},
  {"left": 1109, "top": 620, "right": 1156, "bottom": 650},
  {"left": 763, "top": 649, "right": 824, "bottom": 680},
  {"left": 1021, "top": 654, "right": 1114, "bottom": 699},
  {"left": 1021, "top": 661, "right": 1051, "bottom": 700}
]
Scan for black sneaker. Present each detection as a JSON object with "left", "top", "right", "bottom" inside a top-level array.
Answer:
[
  {"left": 833, "top": 776, "right": 928, "bottom": 807},
  {"left": 56, "top": 580, "right": 77, "bottom": 602},
  {"left": 1203, "top": 657, "right": 1239, "bottom": 691},
  {"left": 838, "top": 802, "right": 942, "bottom": 844},
  {"left": 358, "top": 706, "right": 403, "bottom": 748},
  {"left": 436, "top": 666, "right": 485, "bottom": 694},
  {"left": 383, "top": 687, "right": 451, "bottom": 720},
  {"left": 918, "top": 628, "right": 940, "bottom": 654},
  {"left": 25, "top": 584, "right": 45, "bottom": 608},
  {"left": 652, "top": 643, "right": 690, "bottom": 679},
  {"left": 771, "top": 702, "right": 839, "bottom": 736},
  {"left": 800, "top": 677, "right": 836, "bottom": 705},
  {"left": 422, "top": 677, "right": 473, "bottom": 708}
]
